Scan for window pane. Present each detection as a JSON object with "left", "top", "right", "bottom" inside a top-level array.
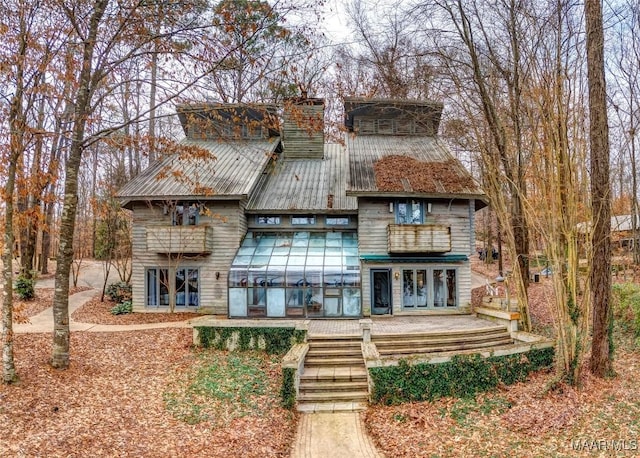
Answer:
[
  {"left": 159, "top": 269, "right": 170, "bottom": 306},
  {"left": 229, "top": 288, "right": 247, "bottom": 317},
  {"left": 267, "top": 289, "right": 285, "bottom": 317},
  {"left": 228, "top": 268, "right": 247, "bottom": 287},
  {"left": 176, "top": 269, "right": 186, "bottom": 306},
  {"left": 267, "top": 266, "right": 285, "bottom": 287},
  {"left": 434, "top": 269, "right": 445, "bottom": 307},
  {"left": 397, "top": 203, "right": 408, "bottom": 224},
  {"left": 186, "top": 204, "right": 199, "bottom": 225},
  {"left": 343, "top": 288, "right": 361, "bottom": 316},
  {"left": 146, "top": 269, "right": 157, "bottom": 306},
  {"left": 173, "top": 205, "right": 184, "bottom": 226},
  {"left": 416, "top": 270, "right": 427, "bottom": 307},
  {"left": 286, "top": 268, "right": 305, "bottom": 287},
  {"left": 446, "top": 269, "right": 457, "bottom": 307},
  {"left": 411, "top": 201, "right": 422, "bottom": 223},
  {"left": 187, "top": 269, "right": 199, "bottom": 306},
  {"left": 403, "top": 270, "right": 415, "bottom": 307}
]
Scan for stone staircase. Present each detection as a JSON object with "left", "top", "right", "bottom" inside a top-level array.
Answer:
[
  {"left": 372, "top": 324, "right": 513, "bottom": 356},
  {"left": 297, "top": 335, "right": 369, "bottom": 412}
]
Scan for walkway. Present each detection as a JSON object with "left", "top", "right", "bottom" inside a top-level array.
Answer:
[{"left": 291, "top": 412, "right": 383, "bottom": 458}]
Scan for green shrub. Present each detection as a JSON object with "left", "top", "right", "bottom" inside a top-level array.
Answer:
[
  {"left": 110, "top": 300, "right": 133, "bottom": 315},
  {"left": 14, "top": 275, "right": 35, "bottom": 300},
  {"left": 280, "top": 367, "right": 296, "bottom": 409},
  {"left": 106, "top": 281, "right": 132, "bottom": 304},
  {"left": 612, "top": 282, "right": 640, "bottom": 337},
  {"left": 370, "top": 348, "right": 554, "bottom": 405},
  {"left": 195, "top": 327, "right": 306, "bottom": 355}
]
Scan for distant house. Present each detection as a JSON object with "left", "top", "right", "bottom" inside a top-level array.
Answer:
[{"left": 117, "top": 97, "right": 487, "bottom": 318}]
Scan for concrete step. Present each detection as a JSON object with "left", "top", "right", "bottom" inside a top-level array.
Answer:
[
  {"left": 307, "top": 340, "right": 362, "bottom": 349},
  {"left": 304, "top": 356, "right": 365, "bottom": 366},
  {"left": 299, "top": 380, "right": 369, "bottom": 392},
  {"left": 371, "top": 325, "right": 508, "bottom": 340},
  {"left": 300, "top": 367, "right": 368, "bottom": 382},
  {"left": 296, "top": 401, "right": 368, "bottom": 413},
  {"left": 372, "top": 330, "right": 510, "bottom": 346},
  {"left": 377, "top": 337, "right": 515, "bottom": 355},
  {"left": 307, "top": 334, "right": 361, "bottom": 341},
  {"left": 306, "top": 347, "right": 363, "bottom": 357},
  {"left": 298, "top": 390, "right": 369, "bottom": 403}
]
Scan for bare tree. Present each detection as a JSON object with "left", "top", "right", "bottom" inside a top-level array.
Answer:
[{"left": 585, "top": 0, "right": 613, "bottom": 377}]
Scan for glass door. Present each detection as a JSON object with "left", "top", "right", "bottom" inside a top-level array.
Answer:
[{"left": 371, "top": 269, "right": 391, "bottom": 315}]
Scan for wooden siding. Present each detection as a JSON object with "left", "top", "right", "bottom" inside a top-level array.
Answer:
[
  {"left": 359, "top": 198, "right": 473, "bottom": 315},
  {"left": 387, "top": 224, "right": 451, "bottom": 253},
  {"left": 282, "top": 102, "right": 324, "bottom": 159},
  {"left": 146, "top": 226, "right": 214, "bottom": 254},
  {"left": 130, "top": 201, "right": 246, "bottom": 315}
]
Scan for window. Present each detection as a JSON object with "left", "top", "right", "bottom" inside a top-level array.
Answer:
[
  {"left": 396, "top": 200, "right": 423, "bottom": 224},
  {"left": 326, "top": 216, "right": 349, "bottom": 226},
  {"left": 229, "top": 231, "right": 361, "bottom": 318},
  {"left": 291, "top": 216, "right": 316, "bottom": 225},
  {"left": 147, "top": 268, "right": 169, "bottom": 306},
  {"left": 401, "top": 268, "right": 457, "bottom": 309},
  {"left": 146, "top": 267, "right": 199, "bottom": 307},
  {"left": 173, "top": 202, "right": 200, "bottom": 226},
  {"left": 256, "top": 216, "right": 281, "bottom": 225}
]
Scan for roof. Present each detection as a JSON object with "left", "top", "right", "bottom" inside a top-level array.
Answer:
[
  {"left": 578, "top": 214, "right": 640, "bottom": 234},
  {"left": 246, "top": 143, "right": 357, "bottom": 212},
  {"left": 346, "top": 134, "right": 486, "bottom": 202},
  {"left": 117, "top": 138, "right": 280, "bottom": 204}
]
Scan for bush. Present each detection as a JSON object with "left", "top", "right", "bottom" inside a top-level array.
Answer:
[
  {"left": 612, "top": 282, "right": 640, "bottom": 337},
  {"left": 106, "top": 281, "right": 132, "bottom": 303},
  {"left": 15, "top": 275, "right": 35, "bottom": 300},
  {"left": 110, "top": 300, "right": 133, "bottom": 315},
  {"left": 370, "top": 348, "right": 555, "bottom": 405}
]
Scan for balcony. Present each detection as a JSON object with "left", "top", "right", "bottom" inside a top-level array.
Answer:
[
  {"left": 146, "top": 225, "right": 213, "bottom": 255},
  {"left": 388, "top": 224, "right": 451, "bottom": 254}
]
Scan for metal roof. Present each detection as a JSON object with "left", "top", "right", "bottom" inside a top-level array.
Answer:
[
  {"left": 346, "top": 134, "right": 485, "bottom": 200},
  {"left": 246, "top": 143, "right": 357, "bottom": 212},
  {"left": 117, "top": 138, "right": 279, "bottom": 203}
]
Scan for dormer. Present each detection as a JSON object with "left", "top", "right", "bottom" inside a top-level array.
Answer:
[
  {"left": 176, "top": 103, "right": 280, "bottom": 141},
  {"left": 344, "top": 98, "right": 443, "bottom": 137}
]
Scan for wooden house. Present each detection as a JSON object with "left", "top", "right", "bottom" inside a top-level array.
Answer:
[{"left": 117, "top": 97, "right": 486, "bottom": 318}]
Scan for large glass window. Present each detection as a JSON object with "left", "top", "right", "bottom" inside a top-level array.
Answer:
[
  {"left": 402, "top": 268, "right": 458, "bottom": 309},
  {"left": 396, "top": 200, "right": 423, "bottom": 224},
  {"left": 146, "top": 267, "right": 199, "bottom": 307},
  {"left": 229, "top": 231, "right": 361, "bottom": 318}
]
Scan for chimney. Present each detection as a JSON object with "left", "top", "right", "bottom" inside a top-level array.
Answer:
[{"left": 282, "top": 97, "right": 325, "bottom": 160}]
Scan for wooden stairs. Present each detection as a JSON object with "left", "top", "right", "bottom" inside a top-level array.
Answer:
[
  {"left": 372, "top": 324, "right": 514, "bottom": 356},
  {"left": 297, "top": 335, "right": 369, "bottom": 412}
]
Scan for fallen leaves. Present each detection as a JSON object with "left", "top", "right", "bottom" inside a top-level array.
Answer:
[
  {"left": 374, "top": 155, "right": 477, "bottom": 193},
  {"left": 367, "top": 258, "right": 640, "bottom": 457},
  {"left": 71, "top": 296, "right": 201, "bottom": 325},
  {"left": 0, "top": 330, "right": 297, "bottom": 457}
]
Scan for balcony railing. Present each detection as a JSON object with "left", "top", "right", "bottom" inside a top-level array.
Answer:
[
  {"left": 146, "top": 225, "right": 213, "bottom": 255},
  {"left": 387, "top": 224, "right": 451, "bottom": 254}
]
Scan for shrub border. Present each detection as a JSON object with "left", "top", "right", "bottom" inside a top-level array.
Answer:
[{"left": 369, "top": 347, "right": 554, "bottom": 405}]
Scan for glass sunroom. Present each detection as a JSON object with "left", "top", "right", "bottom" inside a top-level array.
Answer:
[{"left": 228, "top": 231, "right": 361, "bottom": 318}]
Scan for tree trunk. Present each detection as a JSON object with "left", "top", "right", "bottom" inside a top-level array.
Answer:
[
  {"left": 52, "top": 0, "right": 108, "bottom": 369},
  {"left": 585, "top": 0, "right": 613, "bottom": 377}
]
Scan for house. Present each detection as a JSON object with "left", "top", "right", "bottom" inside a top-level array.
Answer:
[{"left": 117, "top": 97, "right": 487, "bottom": 319}]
